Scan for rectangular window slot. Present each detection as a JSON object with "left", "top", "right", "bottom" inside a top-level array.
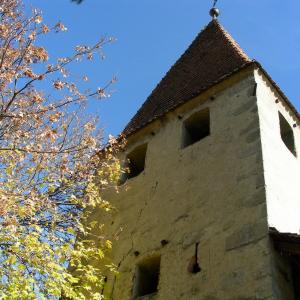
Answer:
[
  {"left": 279, "top": 112, "right": 296, "bottom": 156},
  {"left": 127, "top": 144, "right": 147, "bottom": 179},
  {"left": 120, "top": 144, "right": 147, "bottom": 184},
  {"left": 132, "top": 256, "right": 160, "bottom": 299},
  {"left": 182, "top": 108, "right": 210, "bottom": 148}
]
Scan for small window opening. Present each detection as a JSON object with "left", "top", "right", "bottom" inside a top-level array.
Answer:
[
  {"left": 127, "top": 144, "right": 147, "bottom": 179},
  {"left": 279, "top": 112, "right": 296, "bottom": 156},
  {"left": 120, "top": 144, "right": 147, "bottom": 184},
  {"left": 132, "top": 256, "right": 160, "bottom": 299},
  {"left": 182, "top": 108, "right": 210, "bottom": 148}
]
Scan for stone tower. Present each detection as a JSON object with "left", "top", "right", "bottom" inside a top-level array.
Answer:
[{"left": 94, "top": 18, "right": 300, "bottom": 300}]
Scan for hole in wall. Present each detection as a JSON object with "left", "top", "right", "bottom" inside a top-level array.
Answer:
[
  {"left": 132, "top": 256, "right": 161, "bottom": 299},
  {"left": 182, "top": 108, "right": 210, "bottom": 148},
  {"left": 119, "top": 144, "right": 147, "bottom": 184},
  {"left": 279, "top": 112, "right": 297, "bottom": 157},
  {"left": 160, "top": 240, "right": 169, "bottom": 247}
]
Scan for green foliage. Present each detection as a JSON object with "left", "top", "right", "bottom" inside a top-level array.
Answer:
[{"left": 0, "top": 0, "right": 125, "bottom": 298}]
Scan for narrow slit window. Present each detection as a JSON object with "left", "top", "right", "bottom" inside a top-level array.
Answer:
[
  {"left": 132, "top": 256, "right": 160, "bottom": 299},
  {"left": 182, "top": 108, "right": 210, "bottom": 148},
  {"left": 279, "top": 112, "right": 296, "bottom": 156}
]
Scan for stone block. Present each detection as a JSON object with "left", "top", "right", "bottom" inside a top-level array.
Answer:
[
  {"left": 255, "top": 174, "right": 265, "bottom": 189},
  {"left": 238, "top": 142, "right": 261, "bottom": 159},
  {"left": 182, "top": 231, "right": 204, "bottom": 249},
  {"left": 246, "top": 129, "right": 260, "bottom": 143},
  {"left": 236, "top": 169, "right": 259, "bottom": 183},
  {"left": 232, "top": 98, "right": 256, "bottom": 116},
  {"left": 242, "top": 188, "right": 265, "bottom": 207},
  {"left": 239, "top": 119, "right": 260, "bottom": 136},
  {"left": 225, "top": 222, "right": 268, "bottom": 251},
  {"left": 222, "top": 268, "right": 245, "bottom": 289}
]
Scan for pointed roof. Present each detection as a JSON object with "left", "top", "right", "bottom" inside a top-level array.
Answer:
[{"left": 123, "top": 20, "right": 252, "bottom": 136}]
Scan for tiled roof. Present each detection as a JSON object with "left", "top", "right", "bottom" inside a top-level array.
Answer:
[{"left": 123, "top": 19, "right": 252, "bottom": 136}]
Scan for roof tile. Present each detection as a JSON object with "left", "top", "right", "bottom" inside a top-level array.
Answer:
[{"left": 123, "top": 20, "right": 251, "bottom": 136}]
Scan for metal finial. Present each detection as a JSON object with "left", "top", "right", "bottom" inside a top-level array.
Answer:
[{"left": 209, "top": 0, "right": 220, "bottom": 19}]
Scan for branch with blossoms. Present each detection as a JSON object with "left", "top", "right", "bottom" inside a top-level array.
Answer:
[{"left": 0, "top": 0, "right": 126, "bottom": 299}]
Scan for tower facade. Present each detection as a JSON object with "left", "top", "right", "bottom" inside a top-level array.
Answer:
[{"left": 95, "top": 20, "right": 300, "bottom": 300}]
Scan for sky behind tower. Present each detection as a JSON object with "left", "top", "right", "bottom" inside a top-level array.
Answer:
[{"left": 26, "top": 0, "right": 300, "bottom": 136}]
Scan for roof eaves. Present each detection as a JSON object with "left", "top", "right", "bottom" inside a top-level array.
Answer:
[
  {"left": 123, "top": 60, "right": 255, "bottom": 137},
  {"left": 269, "top": 227, "right": 300, "bottom": 256},
  {"left": 123, "top": 60, "right": 300, "bottom": 137},
  {"left": 253, "top": 61, "right": 300, "bottom": 122}
]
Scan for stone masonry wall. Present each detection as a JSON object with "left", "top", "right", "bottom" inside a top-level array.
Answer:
[{"left": 91, "top": 71, "right": 276, "bottom": 300}]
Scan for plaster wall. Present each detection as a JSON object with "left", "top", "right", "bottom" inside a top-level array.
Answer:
[
  {"left": 255, "top": 70, "right": 300, "bottom": 234},
  {"left": 92, "top": 72, "right": 276, "bottom": 299}
]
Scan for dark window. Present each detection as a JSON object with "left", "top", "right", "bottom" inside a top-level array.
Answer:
[
  {"left": 182, "top": 108, "right": 210, "bottom": 148},
  {"left": 120, "top": 144, "right": 147, "bottom": 184},
  {"left": 132, "top": 256, "right": 161, "bottom": 299},
  {"left": 127, "top": 144, "right": 147, "bottom": 179},
  {"left": 279, "top": 112, "right": 296, "bottom": 156}
]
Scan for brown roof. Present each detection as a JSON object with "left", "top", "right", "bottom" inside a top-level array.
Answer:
[
  {"left": 270, "top": 227, "right": 300, "bottom": 256},
  {"left": 123, "top": 19, "right": 252, "bottom": 136}
]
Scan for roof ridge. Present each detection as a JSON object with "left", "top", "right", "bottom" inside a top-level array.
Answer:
[
  {"left": 214, "top": 20, "right": 251, "bottom": 62},
  {"left": 126, "top": 21, "right": 221, "bottom": 114}
]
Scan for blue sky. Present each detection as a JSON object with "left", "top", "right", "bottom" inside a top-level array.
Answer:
[{"left": 26, "top": 0, "right": 300, "bottom": 136}]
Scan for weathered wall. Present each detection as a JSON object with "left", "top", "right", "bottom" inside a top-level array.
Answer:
[
  {"left": 255, "top": 69, "right": 300, "bottom": 300},
  {"left": 88, "top": 70, "right": 278, "bottom": 300},
  {"left": 255, "top": 70, "right": 300, "bottom": 234},
  {"left": 270, "top": 250, "right": 295, "bottom": 300}
]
